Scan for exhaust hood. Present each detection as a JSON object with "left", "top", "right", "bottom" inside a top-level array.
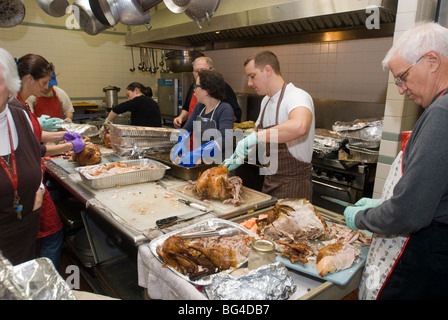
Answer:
[{"left": 125, "top": 0, "right": 398, "bottom": 50}]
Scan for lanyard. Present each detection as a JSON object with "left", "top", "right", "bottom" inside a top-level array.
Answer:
[{"left": 0, "top": 117, "right": 23, "bottom": 220}]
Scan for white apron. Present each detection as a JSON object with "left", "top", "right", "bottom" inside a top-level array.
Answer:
[{"left": 358, "top": 151, "right": 408, "bottom": 300}]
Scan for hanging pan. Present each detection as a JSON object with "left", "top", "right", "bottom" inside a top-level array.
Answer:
[
  {"left": 36, "top": 0, "right": 69, "bottom": 18},
  {"left": 0, "top": 0, "right": 25, "bottom": 28}
]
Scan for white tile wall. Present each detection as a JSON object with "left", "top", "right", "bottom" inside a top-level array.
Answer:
[{"left": 205, "top": 38, "right": 393, "bottom": 103}]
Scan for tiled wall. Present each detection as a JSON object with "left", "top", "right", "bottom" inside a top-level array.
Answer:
[
  {"left": 372, "top": 0, "right": 439, "bottom": 198},
  {"left": 205, "top": 38, "right": 393, "bottom": 103}
]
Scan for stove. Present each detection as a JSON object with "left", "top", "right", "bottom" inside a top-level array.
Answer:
[{"left": 311, "top": 156, "right": 376, "bottom": 214}]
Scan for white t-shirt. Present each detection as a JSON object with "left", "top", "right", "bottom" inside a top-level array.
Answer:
[{"left": 255, "top": 83, "right": 315, "bottom": 163}]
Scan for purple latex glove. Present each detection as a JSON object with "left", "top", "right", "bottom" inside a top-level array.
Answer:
[
  {"left": 71, "top": 138, "right": 86, "bottom": 153},
  {"left": 63, "top": 131, "right": 82, "bottom": 141}
]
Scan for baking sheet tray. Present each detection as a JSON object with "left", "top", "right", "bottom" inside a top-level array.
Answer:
[
  {"left": 168, "top": 182, "right": 276, "bottom": 217},
  {"left": 149, "top": 218, "right": 259, "bottom": 285},
  {"left": 75, "top": 159, "right": 170, "bottom": 189}
]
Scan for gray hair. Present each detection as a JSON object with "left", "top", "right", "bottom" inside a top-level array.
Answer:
[
  {"left": 193, "top": 56, "right": 215, "bottom": 69},
  {"left": 0, "top": 48, "right": 21, "bottom": 98},
  {"left": 382, "top": 22, "right": 448, "bottom": 70}
]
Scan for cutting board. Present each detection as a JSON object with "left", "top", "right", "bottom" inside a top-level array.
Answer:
[
  {"left": 168, "top": 182, "right": 275, "bottom": 217},
  {"left": 94, "top": 183, "right": 201, "bottom": 232}
]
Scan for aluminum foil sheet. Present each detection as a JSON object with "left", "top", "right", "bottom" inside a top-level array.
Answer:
[
  {"left": 0, "top": 254, "right": 76, "bottom": 300},
  {"left": 60, "top": 122, "right": 99, "bottom": 137},
  {"left": 205, "top": 262, "right": 296, "bottom": 300}
]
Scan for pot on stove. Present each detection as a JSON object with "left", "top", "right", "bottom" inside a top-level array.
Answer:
[{"left": 103, "top": 85, "right": 120, "bottom": 109}]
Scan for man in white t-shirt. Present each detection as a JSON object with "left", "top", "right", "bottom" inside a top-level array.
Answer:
[{"left": 223, "top": 50, "right": 315, "bottom": 199}]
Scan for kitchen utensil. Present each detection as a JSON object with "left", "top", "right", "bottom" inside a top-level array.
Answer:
[
  {"left": 156, "top": 210, "right": 211, "bottom": 229},
  {"left": 0, "top": 0, "right": 25, "bottom": 28},
  {"left": 165, "top": 50, "right": 203, "bottom": 73},
  {"left": 321, "top": 196, "right": 353, "bottom": 207},
  {"left": 138, "top": 47, "right": 144, "bottom": 70},
  {"left": 163, "top": 0, "right": 190, "bottom": 13},
  {"left": 115, "top": 0, "right": 152, "bottom": 25},
  {"left": 73, "top": 0, "right": 109, "bottom": 35},
  {"left": 185, "top": 0, "right": 220, "bottom": 28},
  {"left": 178, "top": 198, "right": 207, "bottom": 211},
  {"left": 103, "top": 85, "right": 120, "bottom": 108},
  {"left": 140, "top": 0, "right": 163, "bottom": 11},
  {"left": 179, "top": 227, "right": 239, "bottom": 239},
  {"left": 129, "top": 47, "right": 136, "bottom": 72},
  {"left": 37, "top": 0, "right": 69, "bottom": 18},
  {"left": 98, "top": 0, "right": 120, "bottom": 26}
]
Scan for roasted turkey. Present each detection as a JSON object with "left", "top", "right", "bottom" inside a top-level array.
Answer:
[
  {"left": 102, "top": 122, "right": 112, "bottom": 148},
  {"left": 193, "top": 165, "right": 244, "bottom": 206},
  {"left": 73, "top": 137, "right": 102, "bottom": 166}
]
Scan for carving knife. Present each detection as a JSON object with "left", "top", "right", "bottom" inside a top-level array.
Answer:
[
  {"left": 321, "top": 196, "right": 354, "bottom": 207},
  {"left": 155, "top": 200, "right": 211, "bottom": 229}
]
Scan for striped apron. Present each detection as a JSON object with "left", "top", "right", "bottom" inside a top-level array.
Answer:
[{"left": 258, "top": 82, "right": 312, "bottom": 200}]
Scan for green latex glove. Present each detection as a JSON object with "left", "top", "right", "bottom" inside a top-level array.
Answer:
[
  {"left": 354, "top": 197, "right": 381, "bottom": 208},
  {"left": 344, "top": 198, "right": 381, "bottom": 230},
  {"left": 222, "top": 132, "right": 258, "bottom": 171},
  {"left": 38, "top": 115, "right": 63, "bottom": 132}
]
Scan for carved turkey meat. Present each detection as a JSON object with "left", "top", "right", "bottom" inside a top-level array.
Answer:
[
  {"left": 193, "top": 166, "right": 244, "bottom": 206},
  {"left": 316, "top": 242, "right": 361, "bottom": 277}
]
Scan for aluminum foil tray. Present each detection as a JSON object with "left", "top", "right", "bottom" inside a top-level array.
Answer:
[
  {"left": 75, "top": 159, "right": 170, "bottom": 189},
  {"left": 109, "top": 135, "right": 174, "bottom": 148},
  {"left": 109, "top": 123, "right": 180, "bottom": 138},
  {"left": 111, "top": 143, "right": 173, "bottom": 157},
  {"left": 149, "top": 218, "right": 259, "bottom": 286}
]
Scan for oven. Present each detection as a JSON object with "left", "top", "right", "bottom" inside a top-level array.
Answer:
[{"left": 311, "top": 156, "right": 376, "bottom": 214}]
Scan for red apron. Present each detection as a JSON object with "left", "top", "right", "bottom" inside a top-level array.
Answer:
[
  {"left": 187, "top": 94, "right": 198, "bottom": 150},
  {"left": 16, "top": 96, "right": 63, "bottom": 239},
  {"left": 34, "top": 88, "right": 63, "bottom": 119}
]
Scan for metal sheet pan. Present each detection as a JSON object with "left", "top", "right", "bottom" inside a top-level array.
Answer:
[
  {"left": 149, "top": 218, "right": 259, "bottom": 286},
  {"left": 75, "top": 159, "right": 170, "bottom": 189}
]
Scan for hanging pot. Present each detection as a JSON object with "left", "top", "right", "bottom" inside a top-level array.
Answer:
[
  {"left": 185, "top": 0, "right": 220, "bottom": 28},
  {"left": 165, "top": 50, "right": 203, "bottom": 73},
  {"left": 98, "top": 0, "right": 120, "bottom": 26},
  {"left": 163, "top": 0, "right": 190, "bottom": 14},
  {"left": 36, "top": 0, "right": 69, "bottom": 18},
  {"left": 0, "top": 0, "right": 25, "bottom": 28},
  {"left": 115, "top": 0, "right": 152, "bottom": 26},
  {"left": 73, "top": 0, "right": 109, "bottom": 35},
  {"left": 140, "top": 0, "right": 163, "bottom": 12}
]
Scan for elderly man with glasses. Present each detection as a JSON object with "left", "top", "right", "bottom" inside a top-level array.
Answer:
[{"left": 343, "top": 22, "right": 448, "bottom": 300}]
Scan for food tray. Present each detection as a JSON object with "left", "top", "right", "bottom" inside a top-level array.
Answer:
[
  {"left": 111, "top": 143, "right": 173, "bottom": 157},
  {"left": 109, "top": 135, "right": 174, "bottom": 148},
  {"left": 109, "top": 123, "right": 180, "bottom": 138},
  {"left": 75, "top": 159, "right": 170, "bottom": 189},
  {"left": 347, "top": 137, "right": 380, "bottom": 149},
  {"left": 146, "top": 152, "right": 214, "bottom": 180},
  {"left": 149, "top": 218, "right": 259, "bottom": 285}
]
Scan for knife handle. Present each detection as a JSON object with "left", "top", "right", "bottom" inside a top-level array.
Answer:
[{"left": 156, "top": 216, "right": 179, "bottom": 228}]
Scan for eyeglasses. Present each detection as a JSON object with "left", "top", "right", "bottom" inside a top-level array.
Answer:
[
  {"left": 394, "top": 55, "right": 425, "bottom": 87},
  {"left": 193, "top": 84, "right": 202, "bottom": 89}
]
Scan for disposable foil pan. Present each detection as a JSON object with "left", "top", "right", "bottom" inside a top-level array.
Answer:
[
  {"left": 149, "top": 218, "right": 259, "bottom": 286},
  {"left": 109, "top": 123, "right": 180, "bottom": 138},
  {"left": 109, "top": 135, "right": 174, "bottom": 148},
  {"left": 111, "top": 143, "right": 173, "bottom": 157},
  {"left": 75, "top": 159, "right": 170, "bottom": 189}
]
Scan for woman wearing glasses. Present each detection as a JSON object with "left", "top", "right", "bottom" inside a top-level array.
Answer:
[{"left": 171, "top": 70, "right": 234, "bottom": 167}]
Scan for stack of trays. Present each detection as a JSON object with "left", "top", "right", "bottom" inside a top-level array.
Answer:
[{"left": 108, "top": 123, "right": 179, "bottom": 157}]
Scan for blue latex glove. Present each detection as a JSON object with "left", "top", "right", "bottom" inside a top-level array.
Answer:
[
  {"left": 344, "top": 198, "right": 381, "bottom": 230},
  {"left": 63, "top": 131, "right": 82, "bottom": 141},
  {"left": 222, "top": 132, "right": 258, "bottom": 171},
  {"left": 170, "top": 132, "right": 191, "bottom": 163},
  {"left": 177, "top": 140, "right": 220, "bottom": 168},
  {"left": 71, "top": 138, "right": 86, "bottom": 153},
  {"left": 38, "top": 115, "right": 63, "bottom": 132}
]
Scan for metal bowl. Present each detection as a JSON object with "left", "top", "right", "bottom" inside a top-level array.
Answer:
[
  {"left": 165, "top": 50, "right": 204, "bottom": 73},
  {"left": 36, "top": 0, "right": 69, "bottom": 18}
]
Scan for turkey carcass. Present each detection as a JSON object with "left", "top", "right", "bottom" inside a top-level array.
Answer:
[{"left": 73, "top": 138, "right": 102, "bottom": 166}]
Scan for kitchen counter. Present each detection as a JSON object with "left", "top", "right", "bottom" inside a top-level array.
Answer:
[{"left": 45, "top": 157, "right": 362, "bottom": 300}]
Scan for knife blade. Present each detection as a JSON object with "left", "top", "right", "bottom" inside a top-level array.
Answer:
[
  {"left": 156, "top": 210, "right": 211, "bottom": 229},
  {"left": 321, "top": 196, "right": 354, "bottom": 207}
]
